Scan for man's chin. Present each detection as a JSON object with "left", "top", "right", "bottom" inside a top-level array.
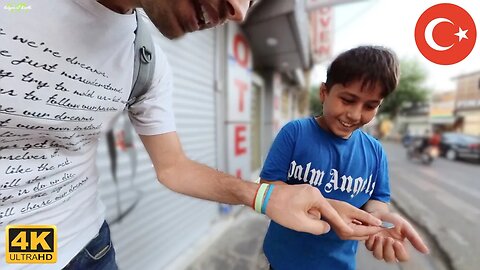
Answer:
[
  {"left": 164, "top": 32, "right": 186, "bottom": 40},
  {"left": 155, "top": 26, "right": 186, "bottom": 40},
  {"left": 148, "top": 15, "right": 187, "bottom": 40}
]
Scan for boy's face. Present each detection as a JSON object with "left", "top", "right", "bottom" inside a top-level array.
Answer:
[{"left": 318, "top": 80, "right": 383, "bottom": 139}]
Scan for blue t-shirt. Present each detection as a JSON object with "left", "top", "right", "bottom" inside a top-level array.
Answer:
[{"left": 261, "top": 117, "right": 390, "bottom": 270}]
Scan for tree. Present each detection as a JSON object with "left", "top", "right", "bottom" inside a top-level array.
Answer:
[{"left": 379, "top": 59, "right": 430, "bottom": 118}]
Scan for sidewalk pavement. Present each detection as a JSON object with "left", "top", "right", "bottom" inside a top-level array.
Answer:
[
  {"left": 184, "top": 206, "right": 447, "bottom": 270},
  {"left": 184, "top": 208, "right": 269, "bottom": 270}
]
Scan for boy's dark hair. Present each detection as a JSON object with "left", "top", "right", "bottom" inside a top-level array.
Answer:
[{"left": 325, "top": 46, "right": 399, "bottom": 98}]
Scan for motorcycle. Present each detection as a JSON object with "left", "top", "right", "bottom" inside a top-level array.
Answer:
[{"left": 406, "top": 140, "right": 440, "bottom": 165}]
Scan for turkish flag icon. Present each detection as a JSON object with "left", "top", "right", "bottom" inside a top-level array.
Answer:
[{"left": 415, "top": 3, "right": 476, "bottom": 65}]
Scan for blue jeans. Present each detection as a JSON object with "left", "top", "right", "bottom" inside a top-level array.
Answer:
[{"left": 63, "top": 221, "right": 118, "bottom": 270}]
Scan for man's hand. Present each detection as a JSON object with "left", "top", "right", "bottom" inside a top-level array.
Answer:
[
  {"left": 317, "top": 199, "right": 384, "bottom": 240},
  {"left": 365, "top": 212, "right": 429, "bottom": 263},
  {"left": 264, "top": 184, "right": 353, "bottom": 235}
]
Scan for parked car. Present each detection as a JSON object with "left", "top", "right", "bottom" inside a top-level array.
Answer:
[{"left": 439, "top": 132, "right": 480, "bottom": 161}]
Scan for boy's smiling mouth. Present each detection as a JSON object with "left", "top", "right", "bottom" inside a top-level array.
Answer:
[{"left": 339, "top": 120, "right": 356, "bottom": 128}]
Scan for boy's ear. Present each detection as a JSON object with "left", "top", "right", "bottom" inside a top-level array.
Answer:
[{"left": 319, "top": 83, "right": 327, "bottom": 103}]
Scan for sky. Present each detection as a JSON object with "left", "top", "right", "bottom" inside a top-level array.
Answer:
[{"left": 312, "top": 0, "right": 480, "bottom": 93}]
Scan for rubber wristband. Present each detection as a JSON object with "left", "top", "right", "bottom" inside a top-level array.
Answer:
[
  {"left": 254, "top": 183, "right": 269, "bottom": 213},
  {"left": 251, "top": 185, "right": 261, "bottom": 209},
  {"left": 261, "top": 184, "right": 274, "bottom": 214}
]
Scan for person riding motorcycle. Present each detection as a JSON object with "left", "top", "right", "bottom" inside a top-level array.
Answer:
[{"left": 408, "top": 130, "right": 440, "bottom": 164}]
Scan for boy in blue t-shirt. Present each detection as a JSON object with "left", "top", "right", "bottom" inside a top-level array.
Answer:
[{"left": 261, "top": 46, "right": 429, "bottom": 270}]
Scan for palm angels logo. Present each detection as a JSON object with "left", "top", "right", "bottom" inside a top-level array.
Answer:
[
  {"left": 288, "top": 161, "right": 375, "bottom": 198},
  {"left": 414, "top": 3, "right": 476, "bottom": 65}
]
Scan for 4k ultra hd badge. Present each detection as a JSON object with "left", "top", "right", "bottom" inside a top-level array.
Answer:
[{"left": 5, "top": 225, "right": 57, "bottom": 264}]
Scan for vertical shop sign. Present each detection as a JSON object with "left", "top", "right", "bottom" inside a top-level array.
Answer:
[{"left": 226, "top": 24, "right": 252, "bottom": 179}]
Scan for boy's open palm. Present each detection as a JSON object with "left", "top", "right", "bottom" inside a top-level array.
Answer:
[{"left": 365, "top": 212, "right": 429, "bottom": 263}]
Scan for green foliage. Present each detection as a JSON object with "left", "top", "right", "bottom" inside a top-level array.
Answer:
[{"left": 379, "top": 59, "right": 430, "bottom": 117}]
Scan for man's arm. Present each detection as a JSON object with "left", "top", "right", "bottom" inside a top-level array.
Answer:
[
  {"left": 141, "top": 132, "right": 255, "bottom": 204},
  {"left": 140, "top": 132, "right": 352, "bottom": 235}
]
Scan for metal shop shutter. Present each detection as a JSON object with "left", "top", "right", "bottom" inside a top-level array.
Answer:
[
  {"left": 250, "top": 82, "right": 263, "bottom": 173},
  {"left": 96, "top": 28, "right": 219, "bottom": 270}
]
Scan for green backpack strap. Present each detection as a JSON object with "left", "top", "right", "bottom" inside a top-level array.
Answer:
[{"left": 107, "top": 9, "right": 155, "bottom": 224}]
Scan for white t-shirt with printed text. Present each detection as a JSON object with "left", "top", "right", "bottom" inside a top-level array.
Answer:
[{"left": 0, "top": 0, "right": 175, "bottom": 268}]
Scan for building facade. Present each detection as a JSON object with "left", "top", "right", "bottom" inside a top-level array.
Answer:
[{"left": 454, "top": 70, "right": 480, "bottom": 136}]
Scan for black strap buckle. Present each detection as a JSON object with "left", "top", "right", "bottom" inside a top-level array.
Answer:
[{"left": 140, "top": 46, "right": 152, "bottom": 63}]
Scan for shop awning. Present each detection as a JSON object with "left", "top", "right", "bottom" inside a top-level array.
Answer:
[
  {"left": 430, "top": 116, "right": 458, "bottom": 124},
  {"left": 242, "top": 0, "right": 310, "bottom": 71}
]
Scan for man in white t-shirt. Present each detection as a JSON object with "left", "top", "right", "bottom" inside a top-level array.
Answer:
[{"left": 0, "top": 0, "right": 384, "bottom": 269}]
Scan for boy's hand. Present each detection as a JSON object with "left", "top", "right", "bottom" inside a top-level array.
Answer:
[
  {"left": 309, "top": 199, "right": 384, "bottom": 240},
  {"left": 365, "top": 212, "right": 429, "bottom": 263},
  {"left": 265, "top": 184, "right": 353, "bottom": 236}
]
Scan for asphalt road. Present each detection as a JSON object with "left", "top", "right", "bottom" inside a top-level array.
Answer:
[{"left": 380, "top": 141, "right": 479, "bottom": 270}]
